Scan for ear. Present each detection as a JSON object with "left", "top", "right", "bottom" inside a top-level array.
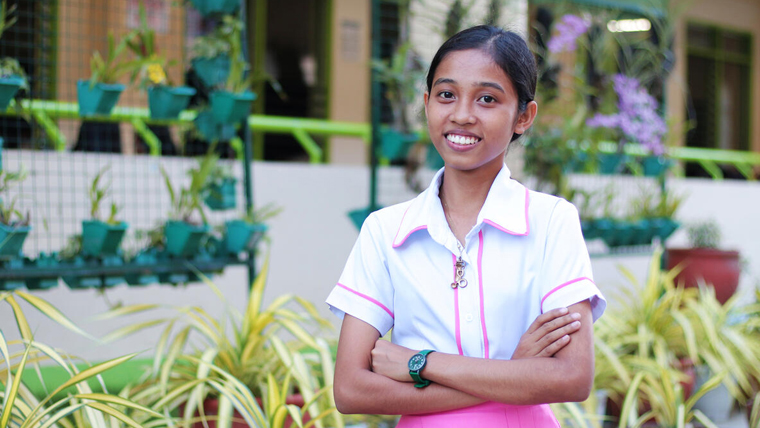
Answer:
[
  {"left": 514, "top": 101, "right": 538, "bottom": 135},
  {"left": 423, "top": 92, "right": 430, "bottom": 118}
]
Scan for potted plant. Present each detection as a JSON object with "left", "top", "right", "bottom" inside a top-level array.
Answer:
[
  {"left": 78, "top": 29, "right": 142, "bottom": 117},
  {"left": 0, "top": 1, "right": 27, "bottom": 112},
  {"left": 102, "top": 260, "right": 342, "bottom": 428},
  {"left": 0, "top": 166, "right": 29, "bottom": 260},
  {"left": 81, "top": 166, "right": 128, "bottom": 258},
  {"left": 189, "top": 28, "right": 232, "bottom": 90},
  {"left": 222, "top": 203, "right": 279, "bottom": 255},
  {"left": 666, "top": 220, "right": 741, "bottom": 305},
  {"left": 188, "top": 0, "right": 240, "bottom": 18},
  {"left": 203, "top": 161, "right": 237, "bottom": 210},
  {"left": 127, "top": 2, "right": 196, "bottom": 120}
]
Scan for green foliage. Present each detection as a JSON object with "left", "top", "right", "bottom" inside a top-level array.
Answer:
[
  {"left": 372, "top": 42, "right": 425, "bottom": 134},
  {"left": 0, "top": 166, "right": 28, "bottom": 226},
  {"left": 161, "top": 153, "right": 219, "bottom": 223},
  {"left": 89, "top": 31, "right": 144, "bottom": 86},
  {"left": 687, "top": 220, "right": 721, "bottom": 248},
  {"left": 88, "top": 166, "right": 119, "bottom": 224},
  {"left": 124, "top": 0, "right": 176, "bottom": 89},
  {"left": 191, "top": 16, "right": 258, "bottom": 94},
  {"left": 630, "top": 185, "right": 685, "bottom": 220},
  {"left": 242, "top": 202, "right": 283, "bottom": 225}
]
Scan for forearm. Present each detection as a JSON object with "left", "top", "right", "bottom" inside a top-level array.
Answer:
[
  {"left": 422, "top": 352, "right": 592, "bottom": 405},
  {"left": 334, "top": 367, "right": 485, "bottom": 415}
]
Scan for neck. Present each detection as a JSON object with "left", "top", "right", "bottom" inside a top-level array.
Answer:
[{"left": 439, "top": 163, "right": 503, "bottom": 244}]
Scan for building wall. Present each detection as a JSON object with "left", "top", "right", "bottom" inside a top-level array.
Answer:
[{"left": 666, "top": 0, "right": 760, "bottom": 153}]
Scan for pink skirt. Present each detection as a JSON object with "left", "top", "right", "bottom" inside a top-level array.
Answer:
[{"left": 396, "top": 402, "right": 560, "bottom": 428}]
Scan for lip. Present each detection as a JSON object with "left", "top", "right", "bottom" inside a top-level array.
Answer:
[{"left": 444, "top": 130, "right": 482, "bottom": 152}]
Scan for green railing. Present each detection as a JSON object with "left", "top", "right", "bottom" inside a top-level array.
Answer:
[
  {"left": 598, "top": 141, "right": 760, "bottom": 180},
  {"left": 1, "top": 99, "right": 370, "bottom": 163}
]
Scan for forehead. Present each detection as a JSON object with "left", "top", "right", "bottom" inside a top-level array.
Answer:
[{"left": 433, "top": 49, "right": 513, "bottom": 89}]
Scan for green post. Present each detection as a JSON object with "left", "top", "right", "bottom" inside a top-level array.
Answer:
[
  {"left": 241, "top": 0, "right": 257, "bottom": 285},
  {"left": 369, "top": 0, "right": 381, "bottom": 212}
]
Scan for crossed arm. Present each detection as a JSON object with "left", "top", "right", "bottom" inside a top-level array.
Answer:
[{"left": 333, "top": 300, "right": 594, "bottom": 415}]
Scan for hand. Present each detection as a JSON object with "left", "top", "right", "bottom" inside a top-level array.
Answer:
[
  {"left": 512, "top": 307, "right": 581, "bottom": 359},
  {"left": 371, "top": 339, "right": 418, "bottom": 382}
]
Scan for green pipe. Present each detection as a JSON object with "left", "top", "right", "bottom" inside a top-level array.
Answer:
[
  {"left": 30, "top": 109, "right": 67, "bottom": 151},
  {"left": 230, "top": 136, "right": 244, "bottom": 160},
  {"left": 130, "top": 118, "right": 161, "bottom": 156},
  {"left": 292, "top": 129, "right": 323, "bottom": 163},
  {"left": 248, "top": 114, "right": 370, "bottom": 139}
]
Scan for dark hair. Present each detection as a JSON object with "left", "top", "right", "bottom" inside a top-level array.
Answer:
[{"left": 426, "top": 25, "right": 537, "bottom": 141}]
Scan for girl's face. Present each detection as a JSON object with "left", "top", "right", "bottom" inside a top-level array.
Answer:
[{"left": 424, "top": 48, "right": 536, "bottom": 175}]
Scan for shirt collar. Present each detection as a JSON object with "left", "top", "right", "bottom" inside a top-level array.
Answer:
[{"left": 392, "top": 164, "right": 530, "bottom": 248}]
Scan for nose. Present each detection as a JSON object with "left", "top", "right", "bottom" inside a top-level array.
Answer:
[{"left": 449, "top": 101, "right": 476, "bottom": 125}]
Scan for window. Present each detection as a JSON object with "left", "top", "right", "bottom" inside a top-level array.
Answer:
[{"left": 686, "top": 23, "right": 752, "bottom": 153}]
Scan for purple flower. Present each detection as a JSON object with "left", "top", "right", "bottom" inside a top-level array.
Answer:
[
  {"left": 586, "top": 74, "right": 666, "bottom": 154},
  {"left": 547, "top": 14, "right": 590, "bottom": 53}
]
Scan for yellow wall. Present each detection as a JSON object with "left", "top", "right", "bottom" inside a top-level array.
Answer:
[
  {"left": 666, "top": 0, "right": 760, "bottom": 153},
  {"left": 328, "top": 0, "right": 371, "bottom": 164}
]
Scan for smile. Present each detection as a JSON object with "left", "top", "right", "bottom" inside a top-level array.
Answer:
[{"left": 445, "top": 134, "right": 481, "bottom": 146}]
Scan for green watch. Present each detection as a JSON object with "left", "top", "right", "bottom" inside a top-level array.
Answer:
[{"left": 408, "top": 350, "right": 435, "bottom": 388}]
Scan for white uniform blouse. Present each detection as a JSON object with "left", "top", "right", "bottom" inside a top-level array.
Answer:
[{"left": 326, "top": 165, "right": 606, "bottom": 359}]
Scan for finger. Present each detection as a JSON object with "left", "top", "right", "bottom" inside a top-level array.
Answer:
[
  {"left": 538, "top": 334, "right": 571, "bottom": 357},
  {"left": 538, "top": 312, "right": 581, "bottom": 336},
  {"left": 538, "top": 320, "right": 581, "bottom": 348},
  {"left": 527, "top": 307, "right": 568, "bottom": 334}
]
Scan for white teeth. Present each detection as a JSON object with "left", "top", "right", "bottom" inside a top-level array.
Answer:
[{"left": 446, "top": 134, "right": 479, "bottom": 145}]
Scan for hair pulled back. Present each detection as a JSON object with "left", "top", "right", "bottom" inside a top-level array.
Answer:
[{"left": 426, "top": 25, "right": 537, "bottom": 115}]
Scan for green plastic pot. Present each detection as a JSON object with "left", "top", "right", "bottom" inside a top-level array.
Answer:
[
  {"left": 205, "top": 178, "right": 237, "bottom": 210},
  {"left": 25, "top": 253, "right": 60, "bottom": 290},
  {"left": 82, "top": 220, "right": 128, "bottom": 258},
  {"left": 209, "top": 90, "right": 256, "bottom": 125},
  {"left": 62, "top": 257, "right": 102, "bottom": 289},
  {"left": 631, "top": 219, "right": 652, "bottom": 246},
  {"left": 125, "top": 251, "right": 159, "bottom": 286},
  {"left": 425, "top": 145, "right": 445, "bottom": 170},
  {"left": 164, "top": 220, "right": 210, "bottom": 257},
  {"left": 189, "top": 0, "right": 240, "bottom": 17},
  {"left": 0, "top": 258, "right": 25, "bottom": 290},
  {"left": 0, "top": 223, "right": 31, "bottom": 259},
  {"left": 194, "top": 110, "right": 237, "bottom": 142},
  {"left": 641, "top": 156, "right": 674, "bottom": 177},
  {"left": 223, "top": 220, "right": 267, "bottom": 254},
  {"left": 0, "top": 76, "right": 24, "bottom": 111},
  {"left": 102, "top": 256, "right": 126, "bottom": 288},
  {"left": 651, "top": 217, "right": 680, "bottom": 242},
  {"left": 380, "top": 128, "right": 418, "bottom": 161},
  {"left": 148, "top": 85, "right": 196, "bottom": 119},
  {"left": 598, "top": 153, "right": 627, "bottom": 175},
  {"left": 77, "top": 80, "right": 125, "bottom": 117},
  {"left": 191, "top": 55, "right": 231, "bottom": 89},
  {"left": 580, "top": 219, "right": 599, "bottom": 240}
]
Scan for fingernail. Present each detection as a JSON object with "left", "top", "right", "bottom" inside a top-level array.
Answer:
[
  {"left": 571, "top": 313, "right": 581, "bottom": 320},
  {"left": 572, "top": 321, "right": 580, "bottom": 327},
  {"left": 560, "top": 307, "right": 568, "bottom": 314}
]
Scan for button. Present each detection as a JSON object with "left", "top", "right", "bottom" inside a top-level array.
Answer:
[{"left": 465, "top": 314, "right": 473, "bottom": 322}]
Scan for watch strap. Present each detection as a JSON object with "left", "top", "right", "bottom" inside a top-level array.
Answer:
[{"left": 409, "top": 350, "right": 435, "bottom": 388}]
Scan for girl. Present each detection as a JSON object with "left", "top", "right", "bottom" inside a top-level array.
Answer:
[{"left": 326, "top": 25, "right": 606, "bottom": 427}]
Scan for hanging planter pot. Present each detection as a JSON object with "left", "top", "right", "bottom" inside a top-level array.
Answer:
[
  {"left": 379, "top": 128, "right": 417, "bottom": 161},
  {"left": 25, "top": 253, "right": 60, "bottom": 290},
  {"left": 191, "top": 55, "right": 231, "bottom": 89},
  {"left": 651, "top": 217, "right": 679, "bottom": 242},
  {"left": 188, "top": 0, "right": 240, "bottom": 17},
  {"left": 204, "top": 178, "right": 237, "bottom": 210},
  {"left": 101, "top": 256, "right": 126, "bottom": 288},
  {"left": 425, "top": 144, "right": 445, "bottom": 170},
  {"left": 0, "top": 76, "right": 24, "bottom": 111},
  {"left": 148, "top": 85, "right": 196, "bottom": 120},
  {"left": 209, "top": 90, "right": 256, "bottom": 125},
  {"left": 194, "top": 110, "right": 237, "bottom": 142},
  {"left": 77, "top": 80, "right": 125, "bottom": 117},
  {"left": 62, "top": 257, "right": 102, "bottom": 289},
  {"left": 0, "top": 258, "right": 25, "bottom": 290},
  {"left": 81, "top": 220, "right": 128, "bottom": 258},
  {"left": 580, "top": 219, "right": 599, "bottom": 240},
  {"left": 164, "top": 220, "right": 210, "bottom": 257},
  {"left": 223, "top": 220, "right": 267, "bottom": 255},
  {"left": 0, "top": 223, "right": 31, "bottom": 259},
  {"left": 630, "top": 219, "right": 652, "bottom": 246},
  {"left": 597, "top": 153, "right": 627, "bottom": 175},
  {"left": 125, "top": 251, "right": 159, "bottom": 286},
  {"left": 641, "top": 155, "right": 673, "bottom": 177}
]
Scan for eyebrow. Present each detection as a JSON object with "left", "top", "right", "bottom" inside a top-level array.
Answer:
[{"left": 432, "top": 78, "right": 506, "bottom": 94}]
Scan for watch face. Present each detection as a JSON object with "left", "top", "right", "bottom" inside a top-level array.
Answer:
[{"left": 408, "top": 354, "right": 426, "bottom": 371}]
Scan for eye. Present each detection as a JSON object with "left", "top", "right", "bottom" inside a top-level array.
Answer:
[
  {"left": 438, "top": 91, "right": 454, "bottom": 99},
  {"left": 479, "top": 95, "right": 496, "bottom": 104}
]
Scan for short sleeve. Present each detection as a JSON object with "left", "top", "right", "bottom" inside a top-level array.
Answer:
[
  {"left": 325, "top": 213, "right": 394, "bottom": 335},
  {"left": 539, "top": 200, "right": 606, "bottom": 321}
]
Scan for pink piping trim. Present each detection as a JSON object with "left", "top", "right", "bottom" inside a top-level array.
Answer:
[
  {"left": 392, "top": 205, "right": 427, "bottom": 248},
  {"left": 452, "top": 254, "right": 464, "bottom": 356},
  {"left": 337, "top": 283, "right": 394, "bottom": 319},
  {"left": 483, "top": 188, "right": 531, "bottom": 236},
  {"left": 540, "top": 277, "right": 595, "bottom": 312},
  {"left": 477, "top": 231, "right": 490, "bottom": 359}
]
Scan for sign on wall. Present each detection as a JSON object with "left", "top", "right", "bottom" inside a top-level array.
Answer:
[{"left": 127, "top": 0, "right": 169, "bottom": 33}]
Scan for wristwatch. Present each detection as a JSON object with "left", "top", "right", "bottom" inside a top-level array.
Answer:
[{"left": 408, "top": 349, "right": 435, "bottom": 388}]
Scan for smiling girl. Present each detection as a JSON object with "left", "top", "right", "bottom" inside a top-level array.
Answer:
[{"left": 326, "top": 25, "right": 606, "bottom": 427}]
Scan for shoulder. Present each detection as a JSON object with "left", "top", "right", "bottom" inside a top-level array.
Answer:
[
  {"left": 360, "top": 199, "right": 416, "bottom": 241},
  {"left": 527, "top": 189, "right": 580, "bottom": 232}
]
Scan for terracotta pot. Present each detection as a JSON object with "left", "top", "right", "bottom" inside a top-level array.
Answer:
[
  {"left": 666, "top": 248, "right": 741, "bottom": 304},
  {"left": 180, "top": 394, "right": 307, "bottom": 428}
]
